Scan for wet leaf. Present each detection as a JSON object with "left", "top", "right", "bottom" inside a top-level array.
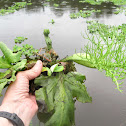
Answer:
[
  {"left": 0, "top": 42, "right": 22, "bottom": 64},
  {"left": 0, "top": 59, "right": 27, "bottom": 96},
  {"left": 35, "top": 72, "right": 91, "bottom": 126},
  {"left": 0, "top": 57, "right": 12, "bottom": 69},
  {"left": 62, "top": 53, "right": 95, "bottom": 68}
]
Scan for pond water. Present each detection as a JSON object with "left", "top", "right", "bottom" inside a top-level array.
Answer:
[{"left": 0, "top": 0, "right": 126, "bottom": 126}]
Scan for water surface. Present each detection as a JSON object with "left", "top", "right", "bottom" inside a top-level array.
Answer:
[{"left": 0, "top": 1, "right": 126, "bottom": 126}]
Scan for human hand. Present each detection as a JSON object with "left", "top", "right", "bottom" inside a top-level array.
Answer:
[{"left": 0, "top": 60, "right": 43, "bottom": 126}]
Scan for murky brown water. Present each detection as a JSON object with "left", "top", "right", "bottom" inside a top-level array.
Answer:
[{"left": 0, "top": 0, "right": 126, "bottom": 126}]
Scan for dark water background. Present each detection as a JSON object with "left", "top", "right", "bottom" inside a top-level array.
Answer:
[{"left": 0, "top": 0, "right": 126, "bottom": 126}]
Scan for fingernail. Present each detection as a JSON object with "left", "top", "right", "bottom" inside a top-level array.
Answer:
[{"left": 36, "top": 60, "right": 42, "bottom": 65}]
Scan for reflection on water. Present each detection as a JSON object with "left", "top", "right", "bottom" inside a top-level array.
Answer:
[
  {"left": 0, "top": 0, "right": 119, "bottom": 18},
  {"left": 0, "top": 0, "right": 126, "bottom": 126}
]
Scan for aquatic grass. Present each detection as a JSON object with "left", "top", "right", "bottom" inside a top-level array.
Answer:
[
  {"left": 70, "top": 10, "right": 101, "bottom": 19},
  {"left": 83, "top": 21, "right": 126, "bottom": 92},
  {"left": 0, "top": 2, "right": 32, "bottom": 15}
]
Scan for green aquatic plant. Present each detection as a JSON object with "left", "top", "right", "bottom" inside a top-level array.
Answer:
[
  {"left": 14, "top": 37, "right": 28, "bottom": 44},
  {"left": 79, "top": 0, "right": 126, "bottom": 5},
  {"left": 53, "top": 3, "right": 59, "bottom": 7},
  {"left": 0, "top": 2, "right": 32, "bottom": 15},
  {"left": 114, "top": 7, "right": 126, "bottom": 15},
  {"left": 0, "top": 29, "right": 92, "bottom": 126},
  {"left": 0, "top": 26, "right": 126, "bottom": 126},
  {"left": 49, "top": 19, "right": 55, "bottom": 24},
  {"left": 70, "top": 10, "right": 101, "bottom": 19},
  {"left": 83, "top": 21, "right": 126, "bottom": 92}
]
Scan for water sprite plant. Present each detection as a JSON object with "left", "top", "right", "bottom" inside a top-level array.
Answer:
[{"left": 0, "top": 26, "right": 125, "bottom": 126}]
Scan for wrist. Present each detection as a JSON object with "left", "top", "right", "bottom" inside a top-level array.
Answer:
[
  {"left": 0, "top": 102, "right": 34, "bottom": 126},
  {"left": 0, "top": 117, "right": 13, "bottom": 126}
]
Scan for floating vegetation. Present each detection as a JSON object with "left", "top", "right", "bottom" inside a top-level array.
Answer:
[
  {"left": 53, "top": 3, "right": 59, "bottom": 7},
  {"left": 70, "top": 10, "right": 101, "bottom": 19},
  {"left": 0, "top": 2, "right": 32, "bottom": 15},
  {"left": 14, "top": 37, "right": 28, "bottom": 44},
  {"left": 49, "top": 19, "right": 55, "bottom": 24},
  {"left": 79, "top": 0, "right": 126, "bottom": 5},
  {"left": 114, "top": 7, "right": 126, "bottom": 15},
  {"left": 83, "top": 21, "right": 126, "bottom": 92}
]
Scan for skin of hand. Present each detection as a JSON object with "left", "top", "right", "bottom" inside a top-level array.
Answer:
[{"left": 0, "top": 60, "right": 43, "bottom": 126}]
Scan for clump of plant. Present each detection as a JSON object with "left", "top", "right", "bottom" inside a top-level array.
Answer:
[
  {"left": 0, "top": 25, "right": 126, "bottom": 126},
  {"left": 49, "top": 19, "right": 55, "bottom": 24},
  {"left": 14, "top": 37, "right": 28, "bottom": 44},
  {"left": 0, "top": 29, "right": 93, "bottom": 126},
  {"left": 70, "top": 10, "right": 101, "bottom": 19},
  {"left": 79, "top": 0, "right": 126, "bottom": 5},
  {"left": 84, "top": 20, "right": 126, "bottom": 92},
  {"left": 0, "top": 2, "right": 32, "bottom": 15}
]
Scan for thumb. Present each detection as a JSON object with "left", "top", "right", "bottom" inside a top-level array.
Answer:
[{"left": 22, "top": 60, "right": 43, "bottom": 80}]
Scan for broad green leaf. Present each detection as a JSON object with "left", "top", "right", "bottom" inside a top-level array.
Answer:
[
  {"left": 0, "top": 42, "right": 22, "bottom": 63},
  {"left": 62, "top": 53, "right": 95, "bottom": 68},
  {"left": 35, "top": 72, "right": 92, "bottom": 126},
  {"left": 0, "top": 57, "right": 12, "bottom": 69},
  {"left": 66, "top": 72, "right": 91, "bottom": 103},
  {"left": 0, "top": 71, "right": 16, "bottom": 96}
]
